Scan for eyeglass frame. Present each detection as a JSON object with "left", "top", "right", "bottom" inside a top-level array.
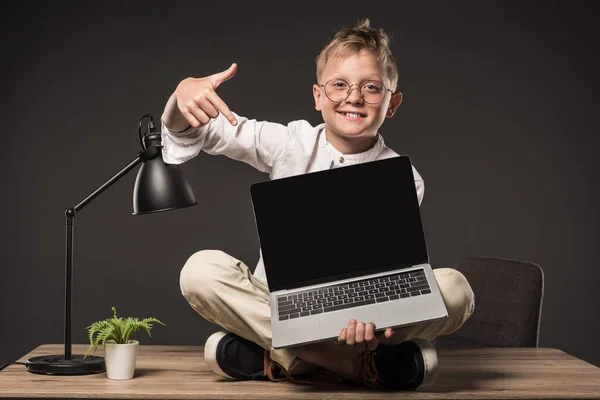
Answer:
[{"left": 317, "top": 78, "right": 395, "bottom": 104}]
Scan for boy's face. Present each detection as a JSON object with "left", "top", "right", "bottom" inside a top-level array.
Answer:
[{"left": 313, "top": 50, "right": 402, "bottom": 151}]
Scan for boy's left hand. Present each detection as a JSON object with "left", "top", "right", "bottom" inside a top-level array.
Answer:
[{"left": 338, "top": 319, "right": 395, "bottom": 352}]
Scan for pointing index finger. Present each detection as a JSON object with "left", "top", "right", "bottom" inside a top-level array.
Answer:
[{"left": 207, "top": 91, "right": 238, "bottom": 126}]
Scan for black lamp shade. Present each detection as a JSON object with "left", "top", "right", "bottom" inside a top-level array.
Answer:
[{"left": 133, "top": 156, "right": 197, "bottom": 215}]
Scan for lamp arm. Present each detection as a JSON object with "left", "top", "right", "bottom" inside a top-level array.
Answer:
[
  {"left": 70, "top": 144, "right": 162, "bottom": 214},
  {"left": 62, "top": 143, "right": 161, "bottom": 360}
]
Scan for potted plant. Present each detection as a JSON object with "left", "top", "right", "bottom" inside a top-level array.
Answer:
[{"left": 85, "top": 306, "right": 165, "bottom": 380}]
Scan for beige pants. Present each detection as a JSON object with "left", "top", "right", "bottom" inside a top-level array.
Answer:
[{"left": 180, "top": 250, "right": 475, "bottom": 374}]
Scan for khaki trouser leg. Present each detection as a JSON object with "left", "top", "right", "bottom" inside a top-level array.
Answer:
[
  {"left": 378, "top": 268, "right": 476, "bottom": 346},
  {"left": 179, "top": 250, "right": 475, "bottom": 374},
  {"left": 179, "top": 249, "right": 312, "bottom": 373}
]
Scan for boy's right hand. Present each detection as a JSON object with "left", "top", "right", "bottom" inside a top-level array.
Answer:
[{"left": 165, "top": 63, "right": 239, "bottom": 131}]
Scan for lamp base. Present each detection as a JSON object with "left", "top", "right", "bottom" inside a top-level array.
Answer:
[{"left": 27, "top": 354, "right": 105, "bottom": 375}]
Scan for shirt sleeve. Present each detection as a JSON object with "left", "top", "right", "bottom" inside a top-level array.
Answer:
[
  {"left": 415, "top": 179, "right": 424, "bottom": 206},
  {"left": 160, "top": 112, "right": 289, "bottom": 174},
  {"left": 411, "top": 165, "right": 425, "bottom": 206}
]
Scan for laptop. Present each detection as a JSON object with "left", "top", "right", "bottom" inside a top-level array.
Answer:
[{"left": 249, "top": 156, "right": 448, "bottom": 349}]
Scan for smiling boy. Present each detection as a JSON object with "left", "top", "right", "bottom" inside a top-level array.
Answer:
[{"left": 161, "top": 19, "right": 475, "bottom": 389}]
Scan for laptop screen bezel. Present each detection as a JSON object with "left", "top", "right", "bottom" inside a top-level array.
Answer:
[{"left": 250, "top": 156, "right": 430, "bottom": 292}]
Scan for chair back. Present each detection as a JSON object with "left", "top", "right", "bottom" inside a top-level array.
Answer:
[{"left": 434, "top": 256, "right": 544, "bottom": 348}]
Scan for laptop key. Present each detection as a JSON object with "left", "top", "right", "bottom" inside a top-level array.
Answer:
[
  {"left": 279, "top": 307, "right": 301, "bottom": 316},
  {"left": 279, "top": 315, "right": 289, "bottom": 321},
  {"left": 324, "top": 299, "right": 376, "bottom": 313},
  {"left": 289, "top": 313, "right": 300, "bottom": 319},
  {"left": 422, "top": 289, "right": 431, "bottom": 294},
  {"left": 300, "top": 311, "right": 310, "bottom": 317},
  {"left": 410, "top": 291, "right": 421, "bottom": 296},
  {"left": 311, "top": 309, "right": 323, "bottom": 315},
  {"left": 389, "top": 294, "right": 400, "bottom": 300},
  {"left": 400, "top": 293, "right": 410, "bottom": 299},
  {"left": 376, "top": 296, "right": 390, "bottom": 303}
]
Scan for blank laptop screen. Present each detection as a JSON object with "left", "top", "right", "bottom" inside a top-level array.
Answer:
[{"left": 250, "top": 156, "right": 429, "bottom": 293}]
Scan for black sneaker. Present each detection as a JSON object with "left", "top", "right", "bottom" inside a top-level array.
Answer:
[
  {"left": 204, "top": 331, "right": 267, "bottom": 379},
  {"left": 358, "top": 338, "right": 439, "bottom": 390}
]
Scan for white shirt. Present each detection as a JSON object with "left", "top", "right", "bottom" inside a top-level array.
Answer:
[{"left": 161, "top": 112, "right": 424, "bottom": 284}]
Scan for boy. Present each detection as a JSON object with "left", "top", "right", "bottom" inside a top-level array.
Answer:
[{"left": 161, "top": 19, "right": 475, "bottom": 389}]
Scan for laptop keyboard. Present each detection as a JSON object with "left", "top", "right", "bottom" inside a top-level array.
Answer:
[{"left": 277, "top": 269, "right": 431, "bottom": 321}]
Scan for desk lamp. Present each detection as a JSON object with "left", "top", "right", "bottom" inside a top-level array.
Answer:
[{"left": 26, "top": 114, "right": 197, "bottom": 375}]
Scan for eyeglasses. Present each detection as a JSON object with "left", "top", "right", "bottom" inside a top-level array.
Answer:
[{"left": 318, "top": 79, "right": 394, "bottom": 104}]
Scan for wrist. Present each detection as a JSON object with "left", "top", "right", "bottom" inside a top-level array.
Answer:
[{"left": 162, "top": 93, "right": 191, "bottom": 133}]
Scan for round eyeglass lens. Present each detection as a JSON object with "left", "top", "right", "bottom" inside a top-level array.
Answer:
[
  {"left": 361, "top": 81, "right": 385, "bottom": 104},
  {"left": 324, "top": 80, "right": 386, "bottom": 104}
]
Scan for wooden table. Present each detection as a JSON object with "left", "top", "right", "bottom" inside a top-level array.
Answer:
[{"left": 1, "top": 344, "right": 599, "bottom": 399}]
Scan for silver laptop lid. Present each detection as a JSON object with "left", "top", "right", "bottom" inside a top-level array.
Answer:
[{"left": 250, "top": 156, "right": 429, "bottom": 293}]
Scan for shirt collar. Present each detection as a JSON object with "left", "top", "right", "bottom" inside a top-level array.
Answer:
[{"left": 316, "top": 123, "right": 386, "bottom": 164}]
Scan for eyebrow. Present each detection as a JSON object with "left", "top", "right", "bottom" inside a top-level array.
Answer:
[{"left": 328, "top": 75, "right": 384, "bottom": 82}]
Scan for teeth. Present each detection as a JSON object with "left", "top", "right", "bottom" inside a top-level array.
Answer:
[{"left": 342, "top": 112, "right": 361, "bottom": 118}]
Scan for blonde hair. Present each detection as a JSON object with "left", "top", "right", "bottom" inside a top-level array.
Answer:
[{"left": 316, "top": 19, "right": 399, "bottom": 90}]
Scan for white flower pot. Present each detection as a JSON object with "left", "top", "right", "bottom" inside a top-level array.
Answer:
[{"left": 103, "top": 340, "right": 139, "bottom": 380}]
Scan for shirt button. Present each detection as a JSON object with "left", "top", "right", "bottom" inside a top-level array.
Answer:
[{"left": 339, "top": 157, "right": 345, "bottom": 163}]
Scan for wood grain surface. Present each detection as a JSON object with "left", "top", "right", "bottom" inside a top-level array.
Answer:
[{"left": 0, "top": 344, "right": 599, "bottom": 399}]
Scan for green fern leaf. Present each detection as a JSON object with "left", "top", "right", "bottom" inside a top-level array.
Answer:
[{"left": 85, "top": 307, "right": 166, "bottom": 357}]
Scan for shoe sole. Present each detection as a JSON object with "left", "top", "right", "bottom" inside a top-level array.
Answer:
[
  {"left": 204, "top": 331, "right": 234, "bottom": 379},
  {"left": 411, "top": 338, "right": 439, "bottom": 388}
]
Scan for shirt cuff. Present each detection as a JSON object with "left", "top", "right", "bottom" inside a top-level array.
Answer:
[{"left": 160, "top": 119, "right": 202, "bottom": 138}]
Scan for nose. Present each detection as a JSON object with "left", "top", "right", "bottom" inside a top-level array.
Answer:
[{"left": 345, "top": 84, "right": 363, "bottom": 104}]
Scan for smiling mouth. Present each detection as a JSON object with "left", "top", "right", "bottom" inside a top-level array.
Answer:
[{"left": 338, "top": 111, "right": 366, "bottom": 120}]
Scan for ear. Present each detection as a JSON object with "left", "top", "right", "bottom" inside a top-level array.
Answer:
[
  {"left": 313, "top": 84, "right": 323, "bottom": 111},
  {"left": 386, "top": 92, "right": 403, "bottom": 118}
]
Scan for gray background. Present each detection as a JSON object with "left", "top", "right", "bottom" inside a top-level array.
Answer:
[{"left": 2, "top": 0, "right": 599, "bottom": 369}]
